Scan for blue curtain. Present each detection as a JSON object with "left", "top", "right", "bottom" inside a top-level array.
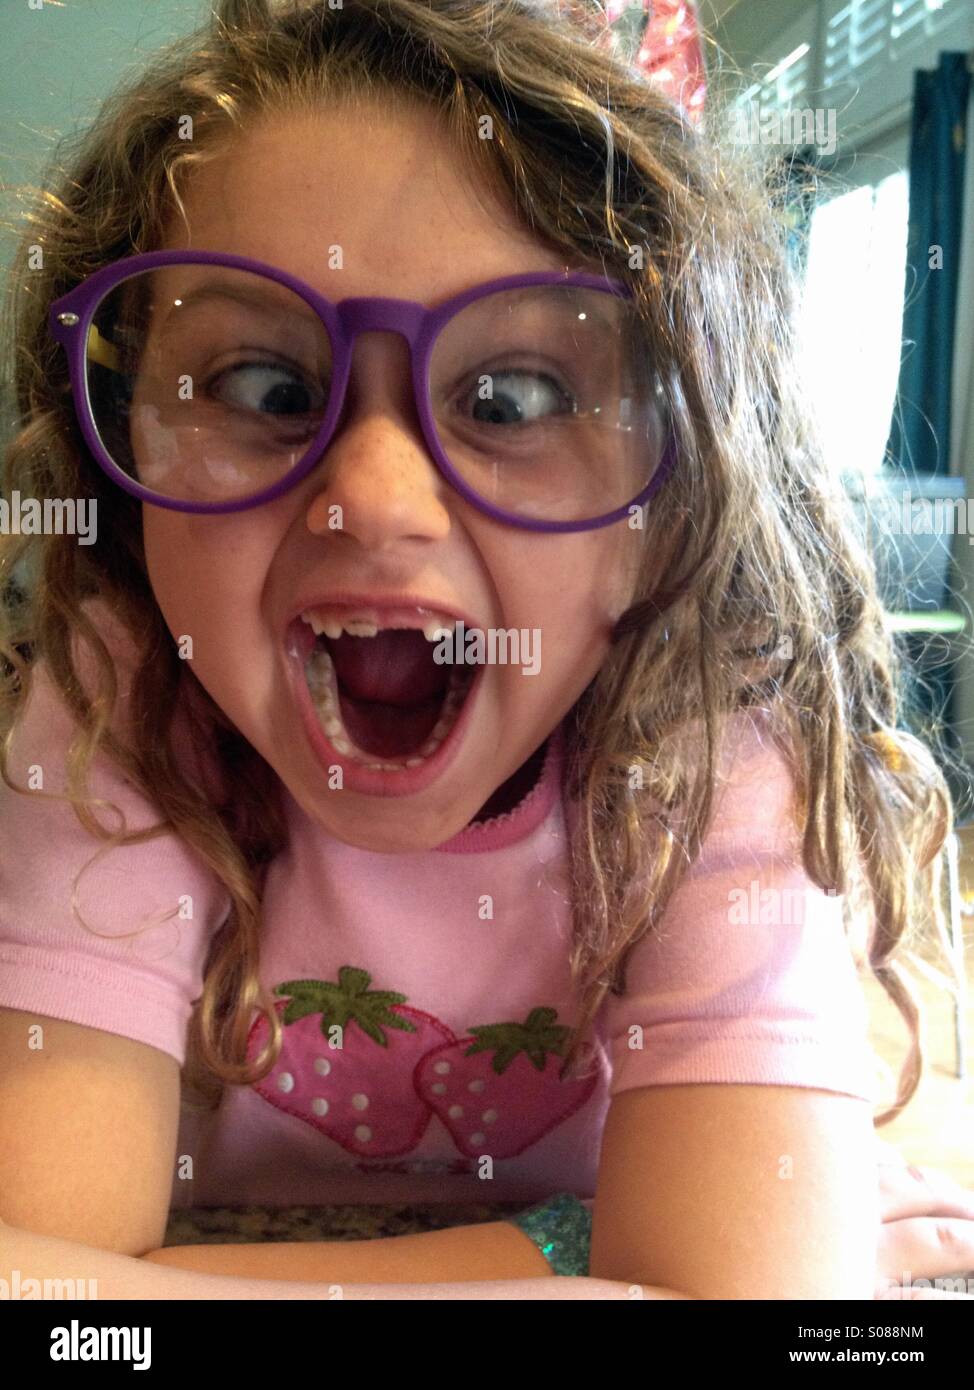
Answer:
[{"left": 886, "top": 51, "right": 971, "bottom": 476}]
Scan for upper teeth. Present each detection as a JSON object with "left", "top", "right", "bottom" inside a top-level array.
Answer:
[{"left": 300, "top": 610, "right": 456, "bottom": 642}]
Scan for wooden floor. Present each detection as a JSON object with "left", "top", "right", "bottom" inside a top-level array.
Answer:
[{"left": 863, "top": 826, "right": 974, "bottom": 1186}]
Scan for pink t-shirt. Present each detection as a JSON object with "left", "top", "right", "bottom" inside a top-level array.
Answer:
[{"left": 0, "top": 610, "right": 880, "bottom": 1209}]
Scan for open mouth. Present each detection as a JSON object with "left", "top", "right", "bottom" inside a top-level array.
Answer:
[{"left": 300, "top": 612, "right": 478, "bottom": 771}]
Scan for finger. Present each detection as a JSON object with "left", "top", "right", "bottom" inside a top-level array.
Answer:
[
  {"left": 878, "top": 1163, "right": 974, "bottom": 1224},
  {"left": 878, "top": 1216, "right": 974, "bottom": 1281}
]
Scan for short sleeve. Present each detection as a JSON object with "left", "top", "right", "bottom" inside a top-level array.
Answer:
[
  {"left": 0, "top": 612, "right": 232, "bottom": 1065},
  {"left": 603, "top": 712, "right": 880, "bottom": 1104}
]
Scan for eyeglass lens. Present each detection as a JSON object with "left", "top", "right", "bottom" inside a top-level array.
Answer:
[{"left": 83, "top": 264, "right": 668, "bottom": 523}]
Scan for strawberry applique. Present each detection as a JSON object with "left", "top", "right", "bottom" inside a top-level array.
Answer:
[
  {"left": 413, "top": 1006, "right": 598, "bottom": 1159},
  {"left": 247, "top": 968, "right": 457, "bottom": 1158}
]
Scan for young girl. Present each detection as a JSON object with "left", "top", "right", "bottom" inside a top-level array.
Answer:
[{"left": 1, "top": 0, "right": 972, "bottom": 1301}]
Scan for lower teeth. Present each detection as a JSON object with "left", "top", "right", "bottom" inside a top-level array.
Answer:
[{"left": 304, "top": 645, "right": 471, "bottom": 770}]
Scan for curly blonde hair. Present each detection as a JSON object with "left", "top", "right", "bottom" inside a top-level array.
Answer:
[{"left": 0, "top": 0, "right": 959, "bottom": 1123}]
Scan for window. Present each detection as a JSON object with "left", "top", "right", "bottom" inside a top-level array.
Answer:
[
  {"left": 736, "top": 40, "right": 814, "bottom": 122},
  {"left": 720, "top": 0, "right": 972, "bottom": 142},
  {"left": 797, "top": 165, "right": 910, "bottom": 475},
  {"left": 824, "top": 0, "right": 961, "bottom": 93}
]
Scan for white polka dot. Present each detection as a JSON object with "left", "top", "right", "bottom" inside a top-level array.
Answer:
[
  {"left": 314, "top": 1057, "right": 331, "bottom": 1076},
  {"left": 467, "top": 1078, "right": 486, "bottom": 1093},
  {"left": 481, "top": 1109, "right": 498, "bottom": 1124},
  {"left": 470, "top": 1132, "right": 486, "bottom": 1145},
  {"left": 355, "top": 1125, "right": 372, "bottom": 1142},
  {"left": 276, "top": 1072, "right": 295, "bottom": 1093},
  {"left": 447, "top": 1104, "right": 464, "bottom": 1119},
  {"left": 433, "top": 1061, "right": 451, "bottom": 1075},
  {"left": 351, "top": 1093, "right": 369, "bottom": 1111},
  {"left": 311, "top": 1097, "right": 329, "bottom": 1116},
  {"left": 431, "top": 1082, "right": 447, "bottom": 1095}
]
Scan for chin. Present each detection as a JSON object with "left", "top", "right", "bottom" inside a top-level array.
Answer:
[{"left": 293, "top": 787, "right": 479, "bottom": 854}]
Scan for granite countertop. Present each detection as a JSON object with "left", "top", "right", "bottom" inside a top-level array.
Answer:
[{"left": 163, "top": 1202, "right": 532, "bottom": 1246}]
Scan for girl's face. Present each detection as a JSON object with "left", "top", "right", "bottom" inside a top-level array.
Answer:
[{"left": 142, "top": 101, "right": 648, "bottom": 852}]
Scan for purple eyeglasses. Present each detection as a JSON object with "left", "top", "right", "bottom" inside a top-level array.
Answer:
[{"left": 50, "top": 250, "right": 676, "bottom": 532}]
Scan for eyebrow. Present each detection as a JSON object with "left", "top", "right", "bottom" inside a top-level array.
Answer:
[
  {"left": 150, "top": 274, "right": 628, "bottom": 337},
  {"left": 154, "top": 277, "right": 321, "bottom": 331},
  {"left": 512, "top": 287, "right": 625, "bottom": 335}
]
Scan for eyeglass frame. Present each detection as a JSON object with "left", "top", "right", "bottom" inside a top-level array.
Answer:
[{"left": 49, "top": 249, "right": 677, "bottom": 533}]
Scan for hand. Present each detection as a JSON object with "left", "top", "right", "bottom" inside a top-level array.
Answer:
[{"left": 874, "top": 1138, "right": 974, "bottom": 1299}]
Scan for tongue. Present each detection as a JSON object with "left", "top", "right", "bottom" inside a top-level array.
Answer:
[
  {"left": 341, "top": 692, "right": 444, "bottom": 758},
  {"left": 327, "top": 630, "right": 446, "bottom": 705},
  {"left": 325, "top": 630, "right": 452, "bottom": 759}
]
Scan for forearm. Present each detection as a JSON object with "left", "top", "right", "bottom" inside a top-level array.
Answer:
[
  {"left": 2, "top": 1221, "right": 331, "bottom": 1300},
  {"left": 142, "top": 1219, "right": 552, "bottom": 1283},
  {"left": 2, "top": 1221, "right": 669, "bottom": 1299}
]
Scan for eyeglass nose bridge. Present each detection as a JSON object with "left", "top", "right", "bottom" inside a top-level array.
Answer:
[
  {"left": 335, "top": 296, "right": 429, "bottom": 343},
  {"left": 321, "top": 294, "right": 448, "bottom": 492},
  {"left": 328, "top": 295, "right": 432, "bottom": 422}
]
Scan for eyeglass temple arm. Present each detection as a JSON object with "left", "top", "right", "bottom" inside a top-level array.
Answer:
[{"left": 86, "top": 324, "right": 122, "bottom": 373}]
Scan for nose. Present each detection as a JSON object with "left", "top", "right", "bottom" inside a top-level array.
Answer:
[{"left": 304, "top": 330, "right": 452, "bottom": 548}]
